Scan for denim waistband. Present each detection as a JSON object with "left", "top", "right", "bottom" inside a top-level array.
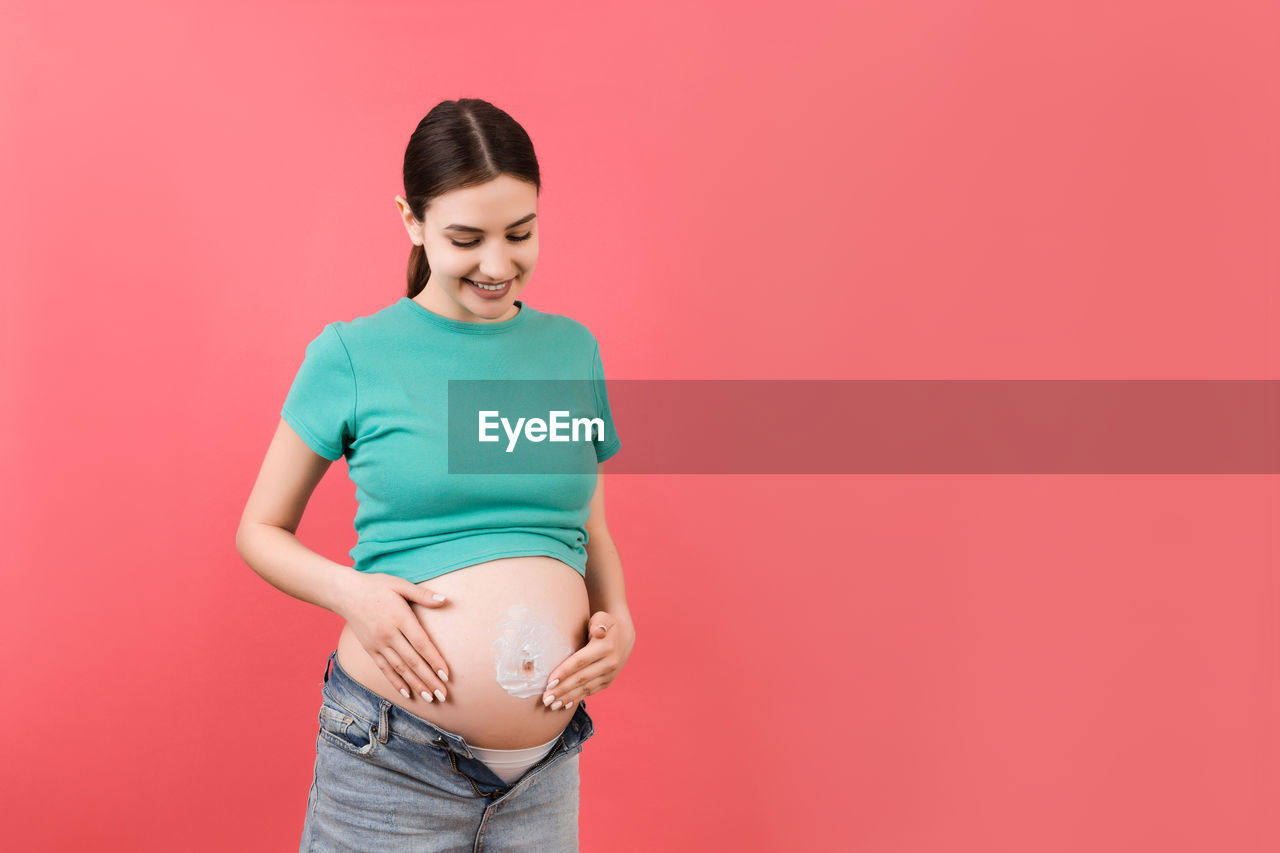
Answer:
[{"left": 320, "top": 648, "right": 594, "bottom": 761}]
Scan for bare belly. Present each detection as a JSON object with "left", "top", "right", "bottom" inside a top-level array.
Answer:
[{"left": 335, "top": 555, "right": 590, "bottom": 750}]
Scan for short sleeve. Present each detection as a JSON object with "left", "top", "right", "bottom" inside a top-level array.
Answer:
[
  {"left": 590, "top": 339, "right": 622, "bottom": 463},
  {"left": 281, "top": 324, "right": 356, "bottom": 461}
]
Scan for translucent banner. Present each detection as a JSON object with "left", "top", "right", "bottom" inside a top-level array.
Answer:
[{"left": 448, "top": 380, "right": 1280, "bottom": 474}]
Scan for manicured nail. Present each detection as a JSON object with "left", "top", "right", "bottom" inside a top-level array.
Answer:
[
  {"left": 434, "top": 689, "right": 446, "bottom": 702},
  {"left": 437, "top": 668, "right": 449, "bottom": 683},
  {"left": 421, "top": 691, "right": 433, "bottom": 703},
  {"left": 433, "top": 593, "right": 446, "bottom": 601},
  {"left": 400, "top": 688, "right": 410, "bottom": 699},
  {"left": 543, "top": 694, "right": 555, "bottom": 706},
  {"left": 565, "top": 701, "right": 574, "bottom": 710},
  {"left": 551, "top": 700, "right": 563, "bottom": 711},
  {"left": 547, "top": 679, "right": 560, "bottom": 689}
]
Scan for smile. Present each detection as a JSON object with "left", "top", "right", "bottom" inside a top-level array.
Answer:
[{"left": 465, "top": 278, "right": 513, "bottom": 295}]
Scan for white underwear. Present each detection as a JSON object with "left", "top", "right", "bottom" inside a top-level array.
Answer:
[{"left": 470, "top": 734, "right": 561, "bottom": 785}]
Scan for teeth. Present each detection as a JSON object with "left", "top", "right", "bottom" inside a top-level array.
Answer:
[{"left": 469, "top": 279, "right": 508, "bottom": 291}]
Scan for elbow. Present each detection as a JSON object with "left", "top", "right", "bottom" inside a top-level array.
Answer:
[
  {"left": 234, "top": 522, "right": 251, "bottom": 560},
  {"left": 236, "top": 518, "right": 297, "bottom": 563},
  {"left": 235, "top": 519, "right": 267, "bottom": 562}
]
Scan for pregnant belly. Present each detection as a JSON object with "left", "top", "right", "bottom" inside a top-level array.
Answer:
[{"left": 335, "top": 555, "right": 590, "bottom": 750}]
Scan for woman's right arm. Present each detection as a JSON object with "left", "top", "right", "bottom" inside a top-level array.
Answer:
[
  {"left": 235, "top": 417, "right": 454, "bottom": 703},
  {"left": 235, "top": 418, "right": 361, "bottom": 615}
]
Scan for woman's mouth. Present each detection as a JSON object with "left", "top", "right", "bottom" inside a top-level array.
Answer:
[{"left": 464, "top": 278, "right": 513, "bottom": 299}]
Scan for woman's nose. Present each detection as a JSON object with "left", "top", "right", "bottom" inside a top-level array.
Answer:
[
  {"left": 478, "top": 247, "right": 518, "bottom": 280},
  {"left": 476, "top": 264, "right": 518, "bottom": 282}
]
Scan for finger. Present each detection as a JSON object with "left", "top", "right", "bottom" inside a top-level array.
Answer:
[
  {"left": 392, "top": 633, "right": 449, "bottom": 701},
  {"left": 554, "top": 671, "right": 614, "bottom": 711},
  {"left": 380, "top": 643, "right": 443, "bottom": 704},
  {"left": 561, "top": 675, "right": 611, "bottom": 710},
  {"left": 587, "top": 613, "right": 613, "bottom": 637},
  {"left": 545, "top": 656, "right": 617, "bottom": 710},
  {"left": 543, "top": 642, "right": 609, "bottom": 700},
  {"left": 394, "top": 591, "right": 450, "bottom": 695},
  {"left": 371, "top": 646, "right": 424, "bottom": 702},
  {"left": 411, "top": 583, "right": 450, "bottom": 608},
  {"left": 402, "top": 626, "right": 451, "bottom": 688}
]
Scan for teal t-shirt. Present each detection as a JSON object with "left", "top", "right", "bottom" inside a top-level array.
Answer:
[{"left": 281, "top": 296, "right": 621, "bottom": 583}]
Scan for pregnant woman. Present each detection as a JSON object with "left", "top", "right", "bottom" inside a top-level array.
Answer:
[{"left": 235, "top": 98, "right": 636, "bottom": 851}]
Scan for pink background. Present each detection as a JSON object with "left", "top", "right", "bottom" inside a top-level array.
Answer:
[{"left": 2, "top": 0, "right": 1276, "bottom": 850}]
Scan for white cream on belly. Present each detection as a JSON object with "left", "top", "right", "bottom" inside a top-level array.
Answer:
[{"left": 491, "top": 603, "right": 575, "bottom": 698}]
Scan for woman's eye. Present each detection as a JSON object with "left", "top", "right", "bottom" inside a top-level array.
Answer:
[{"left": 450, "top": 232, "right": 534, "bottom": 249}]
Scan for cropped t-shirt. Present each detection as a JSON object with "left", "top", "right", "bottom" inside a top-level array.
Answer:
[{"left": 281, "top": 296, "right": 621, "bottom": 583}]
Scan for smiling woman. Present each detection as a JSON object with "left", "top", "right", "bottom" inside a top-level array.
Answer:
[
  {"left": 235, "top": 98, "right": 633, "bottom": 851},
  {"left": 397, "top": 172, "right": 541, "bottom": 325}
]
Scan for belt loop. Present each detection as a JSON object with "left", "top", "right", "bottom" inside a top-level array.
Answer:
[
  {"left": 323, "top": 650, "right": 335, "bottom": 684},
  {"left": 377, "top": 700, "right": 391, "bottom": 743}
]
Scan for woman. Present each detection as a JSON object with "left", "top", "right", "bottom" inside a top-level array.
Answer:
[{"left": 235, "top": 98, "right": 636, "bottom": 851}]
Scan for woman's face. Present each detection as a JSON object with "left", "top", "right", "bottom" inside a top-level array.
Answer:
[{"left": 397, "top": 174, "right": 539, "bottom": 323}]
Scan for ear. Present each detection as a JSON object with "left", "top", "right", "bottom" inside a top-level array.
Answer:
[{"left": 394, "top": 196, "right": 423, "bottom": 244}]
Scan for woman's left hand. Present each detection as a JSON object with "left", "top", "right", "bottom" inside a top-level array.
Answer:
[{"left": 542, "top": 610, "right": 635, "bottom": 711}]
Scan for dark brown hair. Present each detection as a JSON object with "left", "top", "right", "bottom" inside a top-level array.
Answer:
[{"left": 402, "top": 99, "right": 541, "bottom": 298}]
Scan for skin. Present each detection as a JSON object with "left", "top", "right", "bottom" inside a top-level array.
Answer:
[{"left": 395, "top": 173, "right": 537, "bottom": 324}]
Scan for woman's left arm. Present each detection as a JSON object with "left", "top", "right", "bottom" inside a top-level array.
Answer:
[{"left": 541, "top": 465, "right": 636, "bottom": 711}]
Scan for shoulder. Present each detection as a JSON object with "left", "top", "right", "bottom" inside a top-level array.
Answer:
[
  {"left": 522, "top": 305, "right": 599, "bottom": 348},
  {"left": 320, "top": 300, "right": 414, "bottom": 350}
]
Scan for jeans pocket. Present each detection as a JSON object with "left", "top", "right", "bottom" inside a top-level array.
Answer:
[{"left": 317, "top": 701, "right": 378, "bottom": 757}]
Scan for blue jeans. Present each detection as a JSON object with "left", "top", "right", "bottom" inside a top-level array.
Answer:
[{"left": 299, "top": 648, "right": 596, "bottom": 852}]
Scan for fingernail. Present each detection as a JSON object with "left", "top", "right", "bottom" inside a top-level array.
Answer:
[
  {"left": 433, "top": 593, "right": 446, "bottom": 601},
  {"left": 438, "top": 668, "right": 449, "bottom": 683},
  {"left": 543, "top": 694, "right": 555, "bottom": 706},
  {"left": 547, "top": 679, "right": 559, "bottom": 689},
  {"left": 421, "top": 691, "right": 433, "bottom": 703},
  {"left": 565, "top": 701, "right": 574, "bottom": 710},
  {"left": 551, "top": 700, "right": 563, "bottom": 710},
  {"left": 400, "top": 688, "right": 410, "bottom": 699},
  {"left": 434, "top": 689, "right": 446, "bottom": 702}
]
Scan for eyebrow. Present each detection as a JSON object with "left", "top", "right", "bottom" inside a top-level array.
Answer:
[{"left": 443, "top": 213, "right": 537, "bottom": 234}]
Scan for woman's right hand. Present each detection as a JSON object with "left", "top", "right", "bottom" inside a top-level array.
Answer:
[{"left": 338, "top": 572, "right": 453, "bottom": 703}]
